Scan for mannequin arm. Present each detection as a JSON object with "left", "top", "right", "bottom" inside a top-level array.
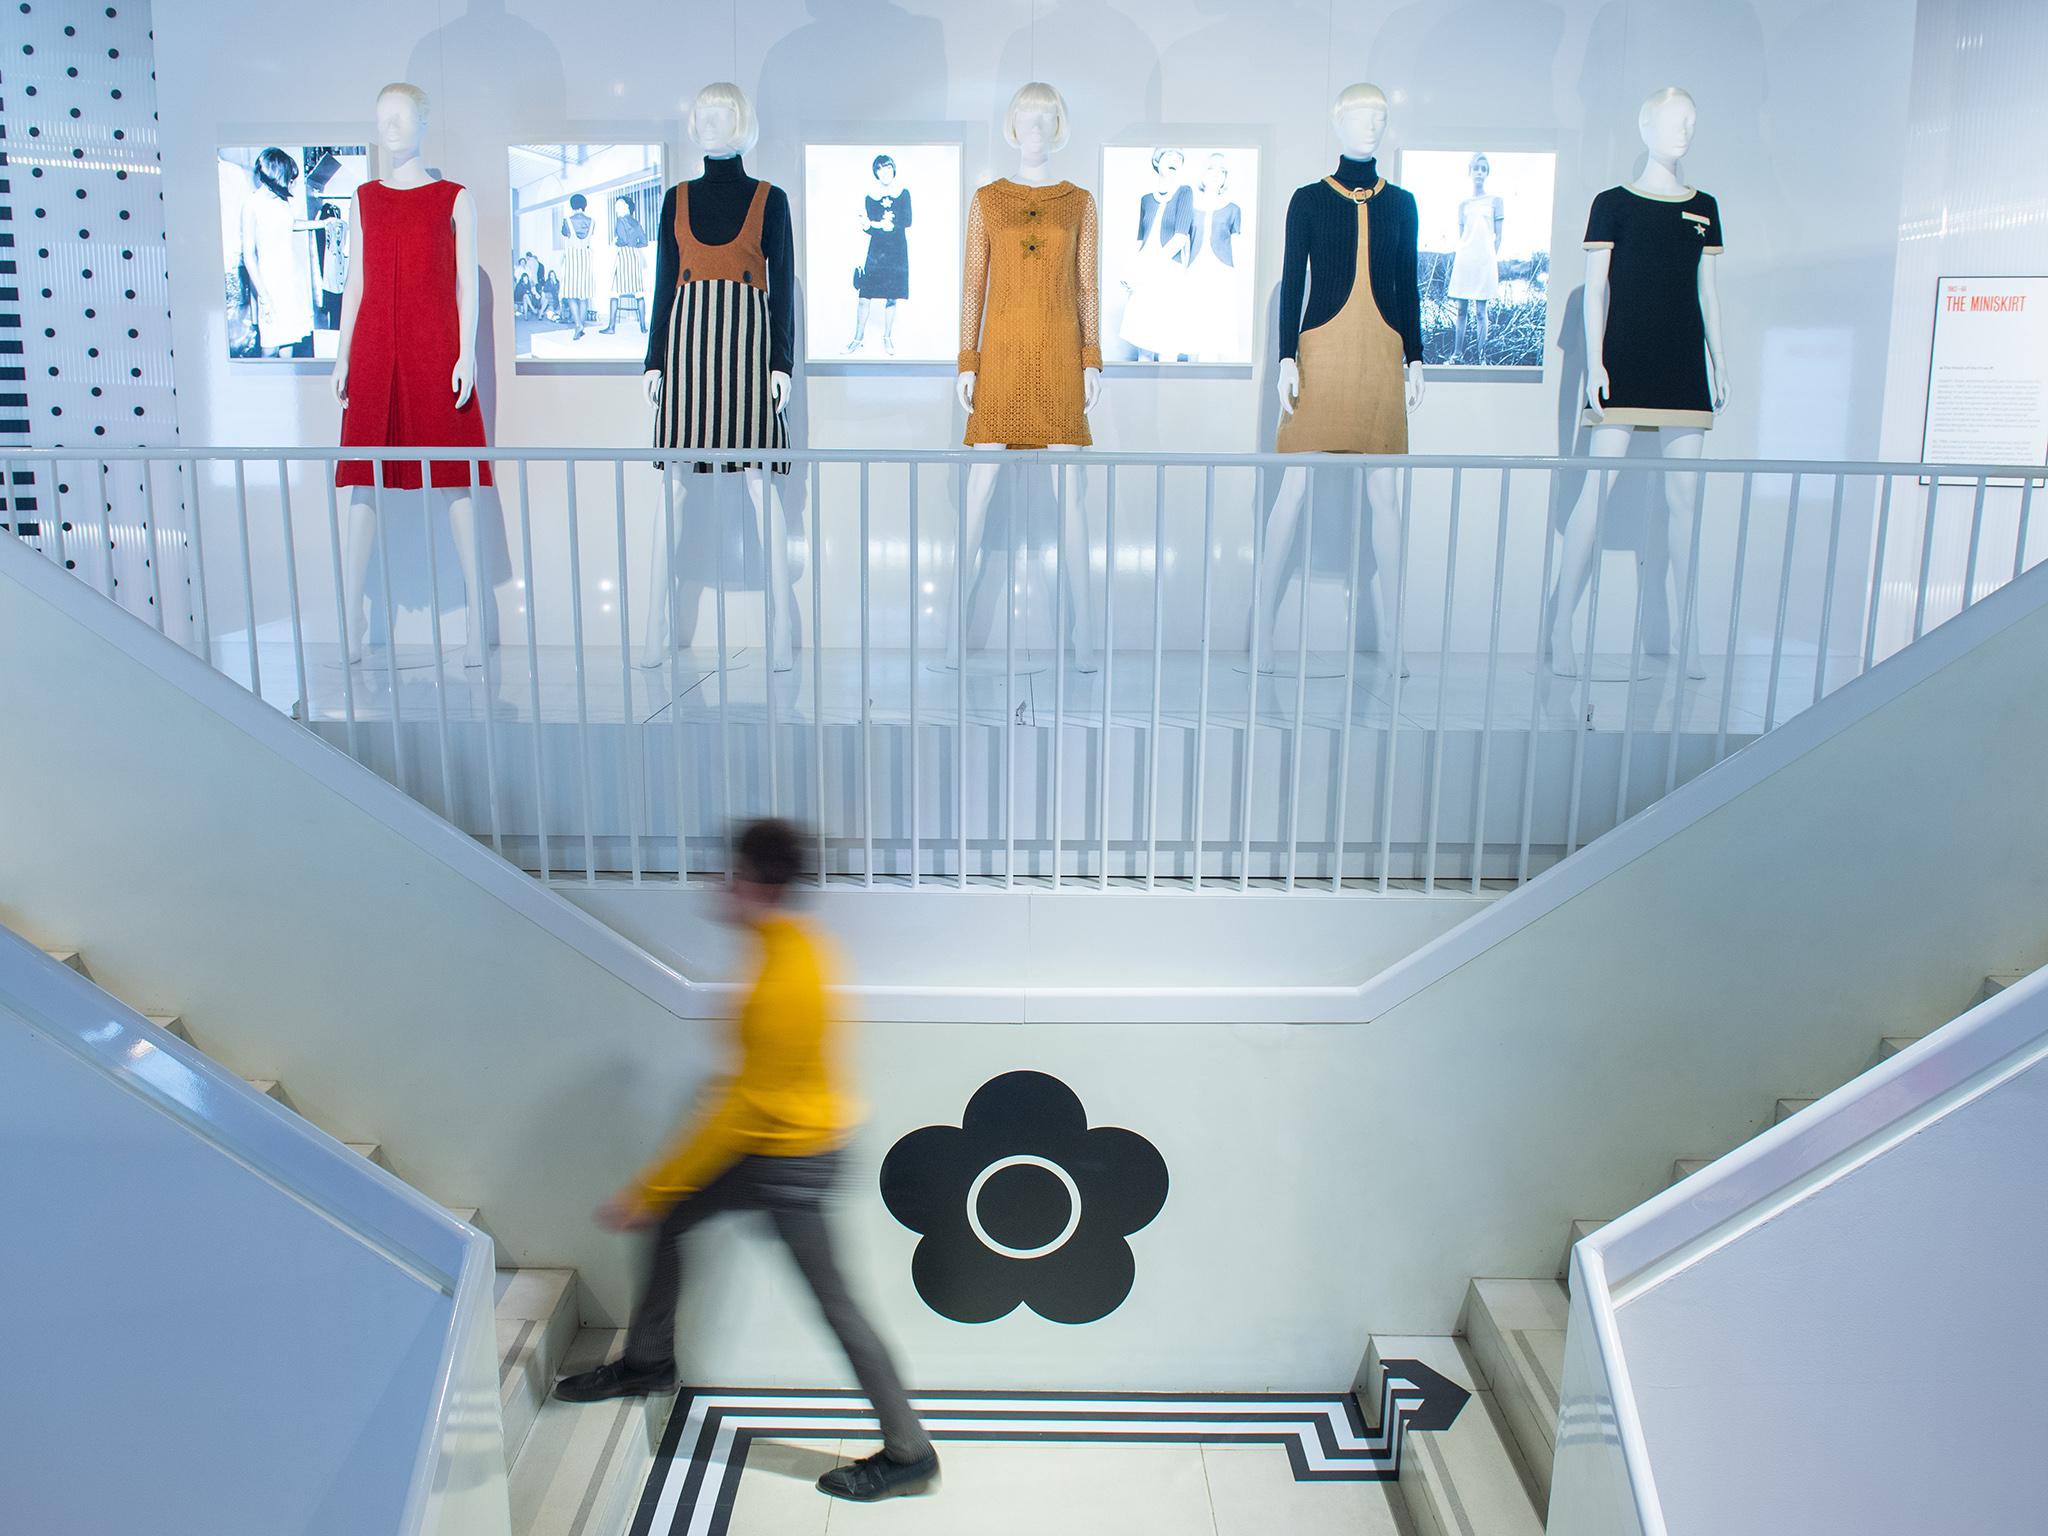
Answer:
[
  {"left": 645, "top": 185, "right": 681, "bottom": 374},
  {"left": 451, "top": 187, "right": 479, "bottom": 408},
  {"left": 332, "top": 198, "right": 366, "bottom": 403},
  {"left": 1078, "top": 192, "right": 1102, "bottom": 371},
  {"left": 1581, "top": 246, "right": 1613, "bottom": 417},
  {"left": 1699, "top": 251, "right": 1727, "bottom": 410}
]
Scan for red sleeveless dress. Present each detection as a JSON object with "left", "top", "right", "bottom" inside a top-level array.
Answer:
[{"left": 337, "top": 179, "right": 492, "bottom": 490}]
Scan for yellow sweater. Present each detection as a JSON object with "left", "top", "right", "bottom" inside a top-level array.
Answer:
[{"left": 627, "top": 914, "right": 856, "bottom": 1216}]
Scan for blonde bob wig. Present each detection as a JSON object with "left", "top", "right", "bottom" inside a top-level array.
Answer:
[
  {"left": 1004, "top": 81, "right": 1071, "bottom": 153},
  {"left": 691, "top": 81, "right": 759, "bottom": 157}
]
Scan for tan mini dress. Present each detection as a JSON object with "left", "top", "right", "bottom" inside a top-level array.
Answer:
[{"left": 1277, "top": 177, "right": 1408, "bottom": 456}]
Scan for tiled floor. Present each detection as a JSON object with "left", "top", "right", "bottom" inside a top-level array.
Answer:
[{"left": 706, "top": 1438, "right": 1408, "bottom": 1536}]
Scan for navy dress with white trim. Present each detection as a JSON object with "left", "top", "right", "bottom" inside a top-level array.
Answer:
[{"left": 1583, "top": 185, "right": 1724, "bottom": 429}]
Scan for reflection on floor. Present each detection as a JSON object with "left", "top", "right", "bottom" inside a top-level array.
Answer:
[
  {"left": 629, "top": 1389, "right": 1419, "bottom": 1536},
  {"left": 219, "top": 637, "right": 1857, "bottom": 739}
]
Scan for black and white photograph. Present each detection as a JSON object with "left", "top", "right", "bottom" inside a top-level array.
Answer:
[
  {"left": 802, "top": 142, "right": 962, "bottom": 364},
  {"left": 216, "top": 143, "right": 368, "bottom": 361},
  {"left": 1405, "top": 149, "right": 1556, "bottom": 370},
  {"left": 509, "top": 143, "right": 665, "bottom": 363},
  {"left": 1100, "top": 145, "right": 1261, "bottom": 366}
]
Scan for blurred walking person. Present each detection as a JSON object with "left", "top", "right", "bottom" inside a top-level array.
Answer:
[{"left": 554, "top": 819, "right": 939, "bottom": 1504}]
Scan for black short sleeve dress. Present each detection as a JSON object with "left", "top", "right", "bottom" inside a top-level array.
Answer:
[{"left": 1583, "top": 185, "right": 1724, "bottom": 429}]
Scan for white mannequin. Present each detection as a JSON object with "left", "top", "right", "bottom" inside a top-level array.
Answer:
[
  {"left": 335, "top": 83, "right": 492, "bottom": 666},
  {"left": 1255, "top": 83, "right": 1424, "bottom": 673},
  {"left": 940, "top": 82, "right": 1101, "bottom": 672},
  {"left": 639, "top": 83, "right": 796, "bottom": 671},
  {"left": 1549, "top": 87, "right": 1726, "bottom": 678}
]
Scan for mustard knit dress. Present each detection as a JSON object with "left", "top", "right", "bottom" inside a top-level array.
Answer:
[{"left": 958, "top": 179, "right": 1101, "bottom": 448}]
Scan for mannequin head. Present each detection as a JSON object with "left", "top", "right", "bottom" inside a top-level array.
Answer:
[
  {"left": 1005, "top": 81, "right": 1071, "bottom": 163},
  {"left": 691, "top": 82, "right": 758, "bottom": 158},
  {"left": 1332, "top": 82, "right": 1390, "bottom": 159},
  {"left": 1468, "top": 152, "right": 1491, "bottom": 193},
  {"left": 374, "top": 82, "right": 430, "bottom": 163},
  {"left": 1638, "top": 87, "right": 1697, "bottom": 165}
]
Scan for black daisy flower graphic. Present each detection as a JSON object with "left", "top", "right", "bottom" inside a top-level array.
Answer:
[{"left": 880, "top": 1071, "right": 1168, "bottom": 1325}]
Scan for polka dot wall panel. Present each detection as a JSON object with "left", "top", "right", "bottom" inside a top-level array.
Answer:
[{"left": 3, "top": 0, "right": 193, "bottom": 640}]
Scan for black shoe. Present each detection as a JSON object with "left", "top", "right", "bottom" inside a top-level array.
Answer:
[
  {"left": 817, "top": 1448, "right": 940, "bottom": 1501},
  {"left": 553, "top": 1356, "right": 678, "bottom": 1403}
]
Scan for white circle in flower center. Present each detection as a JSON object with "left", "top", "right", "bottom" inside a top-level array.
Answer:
[{"left": 966, "top": 1155, "right": 1082, "bottom": 1260}]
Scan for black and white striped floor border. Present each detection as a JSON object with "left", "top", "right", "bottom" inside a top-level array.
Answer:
[{"left": 627, "top": 1362, "right": 1469, "bottom": 1536}]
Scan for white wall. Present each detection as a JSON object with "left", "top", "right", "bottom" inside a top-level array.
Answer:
[{"left": 147, "top": 0, "right": 1921, "bottom": 661}]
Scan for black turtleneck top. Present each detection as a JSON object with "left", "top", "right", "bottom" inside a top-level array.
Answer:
[
  {"left": 1276, "top": 155, "right": 1423, "bottom": 365},
  {"left": 645, "top": 155, "right": 796, "bottom": 376}
]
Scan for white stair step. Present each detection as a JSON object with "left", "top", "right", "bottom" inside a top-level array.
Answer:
[
  {"left": 508, "top": 1327, "right": 672, "bottom": 1536},
  {"left": 42, "top": 948, "right": 87, "bottom": 976},
  {"left": 1877, "top": 1034, "right": 1922, "bottom": 1062},
  {"left": 496, "top": 1267, "right": 580, "bottom": 1472},
  {"left": 1463, "top": 1279, "right": 1568, "bottom": 1507},
  {"left": 1364, "top": 1335, "right": 1543, "bottom": 1536},
  {"left": 1558, "top": 1219, "right": 1607, "bottom": 1282},
  {"left": 1772, "top": 1096, "right": 1818, "bottom": 1125},
  {"left": 1981, "top": 971, "right": 2025, "bottom": 1000},
  {"left": 146, "top": 1013, "right": 189, "bottom": 1042},
  {"left": 1670, "top": 1156, "right": 1711, "bottom": 1186},
  {"left": 343, "top": 1141, "right": 392, "bottom": 1171},
  {"left": 243, "top": 1077, "right": 292, "bottom": 1108}
]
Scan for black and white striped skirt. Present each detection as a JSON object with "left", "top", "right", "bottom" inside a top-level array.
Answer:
[{"left": 653, "top": 278, "right": 790, "bottom": 475}]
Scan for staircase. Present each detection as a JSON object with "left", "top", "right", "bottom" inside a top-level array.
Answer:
[
  {"left": 35, "top": 943, "right": 670, "bottom": 1536},
  {"left": 1381, "top": 968, "right": 2027, "bottom": 1535}
]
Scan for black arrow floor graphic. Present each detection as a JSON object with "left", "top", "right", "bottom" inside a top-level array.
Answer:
[{"left": 627, "top": 1366, "right": 1471, "bottom": 1536}]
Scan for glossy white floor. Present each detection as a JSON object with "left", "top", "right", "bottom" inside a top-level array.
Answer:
[{"left": 686, "top": 1438, "right": 1407, "bottom": 1536}]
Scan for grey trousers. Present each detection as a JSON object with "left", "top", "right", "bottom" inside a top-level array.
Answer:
[{"left": 621, "top": 1151, "right": 932, "bottom": 1461}]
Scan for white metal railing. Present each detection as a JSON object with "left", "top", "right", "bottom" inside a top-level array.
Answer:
[{"left": 4, "top": 445, "right": 2038, "bottom": 890}]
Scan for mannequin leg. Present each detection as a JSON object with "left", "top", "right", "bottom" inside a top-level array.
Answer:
[
  {"left": 1547, "top": 425, "right": 1632, "bottom": 676},
  {"left": 342, "top": 488, "right": 377, "bottom": 664},
  {"left": 441, "top": 486, "right": 495, "bottom": 668},
  {"left": 1251, "top": 466, "right": 1310, "bottom": 671},
  {"left": 639, "top": 467, "right": 708, "bottom": 668},
  {"left": 1048, "top": 452, "right": 1097, "bottom": 671},
  {"left": 939, "top": 453, "right": 1005, "bottom": 668},
  {"left": 1364, "top": 466, "right": 1409, "bottom": 677},
  {"left": 744, "top": 467, "right": 795, "bottom": 672},
  {"left": 1655, "top": 427, "right": 1709, "bottom": 678}
]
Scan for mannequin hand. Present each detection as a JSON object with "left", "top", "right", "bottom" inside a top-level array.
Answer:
[
  {"left": 1083, "top": 366, "right": 1101, "bottom": 411},
  {"left": 452, "top": 351, "right": 475, "bottom": 410},
  {"left": 1276, "top": 357, "right": 1300, "bottom": 416},
  {"left": 770, "top": 370, "right": 792, "bottom": 413},
  {"left": 956, "top": 370, "right": 975, "bottom": 413},
  {"left": 333, "top": 358, "right": 350, "bottom": 406},
  {"left": 1585, "top": 361, "right": 1610, "bottom": 421},
  {"left": 1709, "top": 357, "right": 1729, "bottom": 413},
  {"left": 1405, "top": 361, "right": 1426, "bottom": 414},
  {"left": 643, "top": 368, "right": 662, "bottom": 407}
]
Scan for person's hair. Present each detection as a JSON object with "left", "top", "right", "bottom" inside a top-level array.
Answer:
[
  {"left": 735, "top": 818, "right": 806, "bottom": 890},
  {"left": 314, "top": 199, "right": 341, "bottom": 222},
  {"left": 1638, "top": 85, "right": 1696, "bottom": 137},
  {"left": 691, "top": 81, "right": 759, "bottom": 156},
  {"left": 1468, "top": 152, "right": 1491, "bottom": 179},
  {"left": 1151, "top": 147, "right": 1184, "bottom": 175},
  {"left": 254, "top": 147, "right": 298, "bottom": 200},
  {"left": 376, "top": 81, "right": 431, "bottom": 126},
  {"left": 1202, "top": 151, "right": 1229, "bottom": 191},
  {"left": 568, "top": 192, "right": 588, "bottom": 211},
  {"left": 614, "top": 194, "right": 630, "bottom": 212},
  {"left": 872, "top": 153, "right": 897, "bottom": 177},
  {"left": 1005, "top": 81, "right": 1071, "bottom": 152},
  {"left": 1332, "top": 81, "right": 1389, "bottom": 125}
]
